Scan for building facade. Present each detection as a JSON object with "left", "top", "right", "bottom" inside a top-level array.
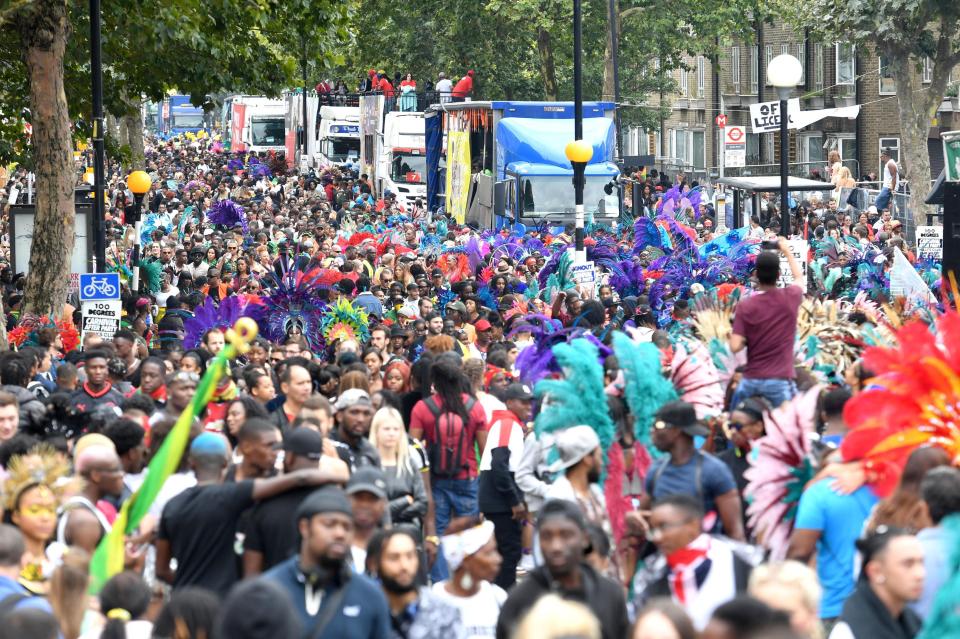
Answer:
[{"left": 627, "top": 22, "right": 960, "bottom": 186}]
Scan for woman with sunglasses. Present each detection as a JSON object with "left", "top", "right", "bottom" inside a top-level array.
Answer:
[{"left": 718, "top": 397, "right": 769, "bottom": 532}]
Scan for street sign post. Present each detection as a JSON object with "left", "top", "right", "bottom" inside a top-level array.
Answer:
[
  {"left": 78, "top": 272, "right": 121, "bottom": 346},
  {"left": 715, "top": 114, "right": 727, "bottom": 128},
  {"left": 724, "top": 126, "right": 746, "bottom": 168}
]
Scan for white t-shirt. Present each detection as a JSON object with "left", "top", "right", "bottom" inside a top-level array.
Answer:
[
  {"left": 436, "top": 78, "right": 453, "bottom": 98},
  {"left": 430, "top": 580, "right": 506, "bottom": 638}
]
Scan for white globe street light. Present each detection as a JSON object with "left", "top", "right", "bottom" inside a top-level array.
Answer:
[{"left": 766, "top": 53, "right": 804, "bottom": 237}]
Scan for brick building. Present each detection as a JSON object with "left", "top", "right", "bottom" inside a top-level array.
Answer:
[{"left": 626, "top": 22, "right": 960, "bottom": 186}]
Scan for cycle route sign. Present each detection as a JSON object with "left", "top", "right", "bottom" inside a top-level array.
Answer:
[
  {"left": 79, "top": 273, "right": 120, "bottom": 302},
  {"left": 79, "top": 273, "right": 121, "bottom": 345}
]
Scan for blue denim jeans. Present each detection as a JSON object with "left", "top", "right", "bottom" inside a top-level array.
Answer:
[
  {"left": 429, "top": 477, "right": 478, "bottom": 582},
  {"left": 731, "top": 377, "right": 797, "bottom": 410},
  {"left": 874, "top": 188, "right": 892, "bottom": 213}
]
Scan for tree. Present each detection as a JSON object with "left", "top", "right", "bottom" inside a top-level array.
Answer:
[
  {"left": 0, "top": 0, "right": 352, "bottom": 316},
  {"left": 794, "top": 0, "right": 960, "bottom": 225},
  {"left": 2, "top": 0, "right": 76, "bottom": 317}
]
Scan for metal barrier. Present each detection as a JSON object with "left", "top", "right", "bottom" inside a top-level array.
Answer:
[{"left": 708, "top": 160, "right": 861, "bottom": 181}]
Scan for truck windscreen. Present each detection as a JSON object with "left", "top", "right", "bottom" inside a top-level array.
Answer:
[
  {"left": 324, "top": 138, "right": 360, "bottom": 161},
  {"left": 520, "top": 175, "right": 616, "bottom": 217},
  {"left": 391, "top": 153, "right": 426, "bottom": 184},
  {"left": 251, "top": 118, "right": 285, "bottom": 146},
  {"left": 172, "top": 113, "right": 204, "bottom": 128}
]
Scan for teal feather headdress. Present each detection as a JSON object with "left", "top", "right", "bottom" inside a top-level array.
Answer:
[
  {"left": 612, "top": 332, "right": 678, "bottom": 455},
  {"left": 534, "top": 338, "right": 615, "bottom": 460}
]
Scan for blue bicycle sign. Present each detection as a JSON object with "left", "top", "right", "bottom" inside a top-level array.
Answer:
[{"left": 78, "top": 273, "right": 121, "bottom": 301}]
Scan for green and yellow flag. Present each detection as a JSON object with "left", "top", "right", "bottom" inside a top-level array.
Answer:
[{"left": 89, "top": 318, "right": 258, "bottom": 592}]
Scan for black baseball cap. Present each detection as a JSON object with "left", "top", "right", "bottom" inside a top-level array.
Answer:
[
  {"left": 282, "top": 428, "right": 324, "bottom": 461},
  {"left": 345, "top": 466, "right": 388, "bottom": 500},
  {"left": 654, "top": 400, "right": 709, "bottom": 437},
  {"left": 503, "top": 383, "right": 533, "bottom": 401}
]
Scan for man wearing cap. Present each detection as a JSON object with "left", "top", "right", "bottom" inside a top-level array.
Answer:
[
  {"left": 451, "top": 70, "right": 475, "bottom": 102},
  {"left": 468, "top": 319, "right": 494, "bottom": 360},
  {"left": 262, "top": 487, "right": 392, "bottom": 639},
  {"left": 244, "top": 428, "right": 338, "bottom": 575},
  {"left": 156, "top": 433, "right": 349, "bottom": 597},
  {"left": 330, "top": 388, "right": 380, "bottom": 470},
  {"left": 345, "top": 466, "right": 391, "bottom": 573},
  {"left": 496, "top": 499, "right": 630, "bottom": 639},
  {"left": 353, "top": 276, "right": 383, "bottom": 320},
  {"left": 446, "top": 302, "right": 475, "bottom": 344},
  {"left": 545, "top": 425, "right": 610, "bottom": 534},
  {"left": 478, "top": 383, "right": 532, "bottom": 588},
  {"left": 637, "top": 400, "right": 744, "bottom": 541},
  {"left": 400, "top": 282, "right": 422, "bottom": 319}
]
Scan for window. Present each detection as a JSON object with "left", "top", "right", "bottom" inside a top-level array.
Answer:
[
  {"left": 679, "top": 66, "right": 688, "bottom": 95},
  {"left": 836, "top": 43, "right": 856, "bottom": 90},
  {"left": 879, "top": 137, "right": 900, "bottom": 177},
  {"left": 814, "top": 44, "right": 824, "bottom": 91},
  {"left": 749, "top": 46, "right": 759, "bottom": 94},
  {"left": 765, "top": 45, "right": 773, "bottom": 86},
  {"left": 781, "top": 44, "right": 790, "bottom": 56},
  {"left": 747, "top": 132, "right": 762, "bottom": 165},
  {"left": 836, "top": 136, "right": 857, "bottom": 162},
  {"left": 732, "top": 46, "right": 741, "bottom": 91},
  {"left": 878, "top": 56, "right": 896, "bottom": 95},
  {"left": 799, "top": 134, "right": 824, "bottom": 164},
  {"left": 692, "top": 130, "right": 705, "bottom": 169},
  {"left": 696, "top": 56, "right": 705, "bottom": 97},
  {"left": 796, "top": 43, "right": 806, "bottom": 85},
  {"left": 922, "top": 57, "right": 932, "bottom": 84}
]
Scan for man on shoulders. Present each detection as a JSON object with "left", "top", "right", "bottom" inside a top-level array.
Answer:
[{"left": 729, "top": 237, "right": 803, "bottom": 408}]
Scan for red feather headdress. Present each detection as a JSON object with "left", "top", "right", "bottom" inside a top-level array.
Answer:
[{"left": 841, "top": 310, "right": 960, "bottom": 496}]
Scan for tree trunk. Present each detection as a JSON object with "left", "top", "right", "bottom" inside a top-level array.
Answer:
[
  {"left": 537, "top": 27, "right": 558, "bottom": 101},
  {"left": 889, "top": 54, "right": 936, "bottom": 228},
  {"left": 601, "top": 0, "right": 621, "bottom": 101},
  {"left": 124, "top": 111, "right": 145, "bottom": 170},
  {"left": 16, "top": 0, "right": 75, "bottom": 318},
  {"left": 106, "top": 113, "right": 120, "bottom": 141}
]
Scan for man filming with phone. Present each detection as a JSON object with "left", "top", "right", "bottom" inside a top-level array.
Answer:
[{"left": 728, "top": 237, "right": 803, "bottom": 409}]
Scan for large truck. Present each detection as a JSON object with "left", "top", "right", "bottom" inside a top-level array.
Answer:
[
  {"left": 424, "top": 101, "right": 619, "bottom": 229},
  {"left": 285, "top": 90, "right": 318, "bottom": 170},
  {"left": 359, "top": 95, "right": 427, "bottom": 210},
  {"left": 316, "top": 106, "right": 361, "bottom": 166},
  {"left": 223, "top": 96, "right": 286, "bottom": 154},
  {"left": 155, "top": 95, "right": 206, "bottom": 137}
]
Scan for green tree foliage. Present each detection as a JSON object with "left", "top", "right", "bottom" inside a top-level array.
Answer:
[{"left": 787, "top": 0, "right": 960, "bottom": 223}]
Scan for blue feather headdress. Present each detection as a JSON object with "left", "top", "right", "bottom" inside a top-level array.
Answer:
[{"left": 258, "top": 266, "right": 331, "bottom": 352}]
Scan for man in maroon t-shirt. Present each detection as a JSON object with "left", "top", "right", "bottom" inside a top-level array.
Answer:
[{"left": 729, "top": 237, "right": 803, "bottom": 408}]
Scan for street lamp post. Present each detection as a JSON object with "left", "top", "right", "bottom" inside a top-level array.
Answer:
[
  {"left": 90, "top": 0, "right": 106, "bottom": 272},
  {"left": 569, "top": 0, "right": 589, "bottom": 263},
  {"left": 767, "top": 53, "right": 803, "bottom": 237},
  {"left": 126, "top": 171, "right": 151, "bottom": 293}
]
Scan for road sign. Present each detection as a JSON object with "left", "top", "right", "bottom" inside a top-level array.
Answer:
[
  {"left": 81, "top": 299, "right": 121, "bottom": 345},
  {"left": 715, "top": 114, "right": 727, "bottom": 128},
  {"left": 916, "top": 226, "right": 943, "bottom": 259},
  {"left": 78, "top": 273, "right": 120, "bottom": 302},
  {"left": 749, "top": 98, "right": 801, "bottom": 133},
  {"left": 777, "top": 240, "right": 809, "bottom": 292},
  {"left": 570, "top": 260, "right": 597, "bottom": 285},
  {"left": 725, "top": 126, "right": 745, "bottom": 145}
]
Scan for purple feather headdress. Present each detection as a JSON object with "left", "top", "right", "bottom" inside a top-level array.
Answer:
[
  {"left": 206, "top": 199, "right": 249, "bottom": 234},
  {"left": 258, "top": 267, "right": 331, "bottom": 353},
  {"left": 226, "top": 158, "right": 244, "bottom": 171},
  {"left": 183, "top": 296, "right": 264, "bottom": 350}
]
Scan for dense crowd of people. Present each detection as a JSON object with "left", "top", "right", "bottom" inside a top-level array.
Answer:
[{"left": 0, "top": 129, "right": 952, "bottom": 639}]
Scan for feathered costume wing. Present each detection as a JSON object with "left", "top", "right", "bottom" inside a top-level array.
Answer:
[
  {"left": 534, "top": 338, "right": 616, "bottom": 461},
  {"left": 670, "top": 339, "right": 725, "bottom": 419},
  {"left": 437, "top": 251, "right": 471, "bottom": 283},
  {"left": 612, "top": 332, "right": 678, "bottom": 454},
  {"left": 743, "top": 384, "right": 822, "bottom": 560},
  {"left": 841, "top": 310, "right": 960, "bottom": 497}
]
